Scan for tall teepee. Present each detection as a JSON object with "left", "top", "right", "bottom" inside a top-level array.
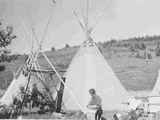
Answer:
[
  {"left": 62, "top": 0, "right": 131, "bottom": 112},
  {"left": 63, "top": 40, "right": 131, "bottom": 112}
]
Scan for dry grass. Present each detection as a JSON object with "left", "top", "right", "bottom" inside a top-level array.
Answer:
[
  {"left": 1, "top": 45, "right": 159, "bottom": 119},
  {"left": 0, "top": 45, "right": 160, "bottom": 92}
]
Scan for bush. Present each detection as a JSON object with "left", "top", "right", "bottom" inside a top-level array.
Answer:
[
  {"left": 51, "top": 47, "right": 56, "bottom": 51},
  {"left": 65, "top": 44, "right": 70, "bottom": 48},
  {"left": 0, "top": 54, "right": 18, "bottom": 63},
  {"left": 109, "top": 39, "right": 117, "bottom": 46},
  {"left": 147, "top": 53, "right": 152, "bottom": 59},
  {"left": 135, "top": 52, "right": 140, "bottom": 58},
  {"left": 156, "top": 48, "right": 160, "bottom": 56},
  {"left": 134, "top": 43, "right": 139, "bottom": 49},
  {"left": 0, "top": 65, "right": 5, "bottom": 71},
  {"left": 129, "top": 46, "right": 136, "bottom": 52},
  {"left": 140, "top": 43, "right": 146, "bottom": 50},
  {"left": 102, "top": 42, "right": 110, "bottom": 48},
  {"left": 134, "top": 43, "right": 146, "bottom": 50}
]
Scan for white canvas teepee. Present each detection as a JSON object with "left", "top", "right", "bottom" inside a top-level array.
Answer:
[
  {"left": 0, "top": 73, "right": 28, "bottom": 106},
  {"left": 62, "top": 1, "right": 131, "bottom": 111},
  {"left": 63, "top": 40, "right": 131, "bottom": 112},
  {"left": 0, "top": 71, "right": 45, "bottom": 106},
  {"left": 150, "top": 70, "right": 160, "bottom": 96},
  {"left": 148, "top": 70, "right": 160, "bottom": 112},
  {"left": 0, "top": 56, "right": 49, "bottom": 106}
]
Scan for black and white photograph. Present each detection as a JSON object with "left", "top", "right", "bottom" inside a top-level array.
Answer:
[{"left": 0, "top": 0, "right": 160, "bottom": 119}]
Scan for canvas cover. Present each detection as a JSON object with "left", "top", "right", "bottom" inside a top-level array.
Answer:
[
  {"left": 148, "top": 70, "right": 160, "bottom": 112},
  {"left": 0, "top": 73, "right": 28, "bottom": 106},
  {"left": 63, "top": 42, "right": 131, "bottom": 112},
  {"left": 0, "top": 71, "right": 50, "bottom": 106}
]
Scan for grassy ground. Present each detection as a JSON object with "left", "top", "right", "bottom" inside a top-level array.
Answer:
[
  {"left": 1, "top": 42, "right": 160, "bottom": 119},
  {"left": 0, "top": 45, "right": 160, "bottom": 91},
  {"left": 36, "top": 47, "right": 160, "bottom": 91}
]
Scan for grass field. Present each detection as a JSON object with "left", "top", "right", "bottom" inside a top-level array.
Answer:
[
  {"left": 0, "top": 40, "right": 160, "bottom": 119},
  {"left": 0, "top": 42, "right": 160, "bottom": 92}
]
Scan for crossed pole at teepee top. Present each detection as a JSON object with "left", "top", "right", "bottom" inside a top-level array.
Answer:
[
  {"left": 17, "top": 2, "right": 85, "bottom": 114},
  {"left": 30, "top": 20, "right": 85, "bottom": 113},
  {"left": 16, "top": 0, "right": 108, "bottom": 115}
]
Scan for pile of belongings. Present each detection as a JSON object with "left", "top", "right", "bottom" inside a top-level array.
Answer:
[{"left": 0, "top": 85, "right": 56, "bottom": 119}]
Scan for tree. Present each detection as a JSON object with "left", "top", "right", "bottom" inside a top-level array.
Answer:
[
  {"left": 51, "top": 46, "right": 56, "bottom": 51},
  {"left": 155, "top": 45, "right": 160, "bottom": 57},
  {"left": 110, "top": 39, "right": 117, "bottom": 46},
  {"left": 0, "top": 65, "right": 5, "bottom": 71},
  {"left": 65, "top": 44, "right": 70, "bottom": 48},
  {"left": 134, "top": 43, "right": 140, "bottom": 49},
  {"left": 140, "top": 43, "right": 146, "bottom": 50},
  {"left": 0, "top": 21, "right": 16, "bottom": 62},
  {"left": 0, "top": 25, "right": 16, "bottom": 48}
]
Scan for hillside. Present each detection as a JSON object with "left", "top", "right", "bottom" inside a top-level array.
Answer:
[{"left": 1, "top": 36, "right": 160, "bottom": 93}]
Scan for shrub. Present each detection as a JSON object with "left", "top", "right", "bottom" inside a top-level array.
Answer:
[
  {"left": 51, "top": 47, "right": 56, "bottom": 52},
  {"left": 65, "top": 44, "right": 70, "bottom": 48},
  {"left": 0, "top": 65, "right": 5, "bottom": 71}
]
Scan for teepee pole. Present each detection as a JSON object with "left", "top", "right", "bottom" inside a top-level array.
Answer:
[
  {"left": 33, "top": 27, "right": 85, "bottom": 112},
  {"left": 35, "top": 61, "right": 59, "bottom": 92},
  {"left": 13, "top": 20, "right": 32, "bottom": 78},
  {"left": 29, "top": 16, "right": 85, "bottom": 112},
  {"left": 86, "top": 0, "right": 89, "bottom": 30},
  {"left": 23, "top": 0, "right": 84, "bottom": 112},
  {"left": 21, "top": 20, "right": 34, "bottom": 52},
  {"left": 73, "top": 11, "right": 85, "bottom": 31},
  {"left": 12, "top": 2, "right": 56, "bottom": 116},
  {"left": 19, "top": 50, "right": 36, "bottom": 116},
  {"left": 19, "top": 67, "right": 32, "bottom": 116},
  {"left": 34, "top": 61, "right": 55, "bottom": 103},
  {"left": 41, "top": 52, "right": 84, "bottom": 112},
  {"left": 56, "top": 77, "right": 66, "bottom": 112},
  {"left": 28, "top": 43, "right": 55, "bottom": 104},
  {"left": 39, "top": 0, "right": 56, "bottom": 50}
]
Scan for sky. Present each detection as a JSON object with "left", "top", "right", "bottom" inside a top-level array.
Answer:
[{"left": 0, "top": 0, "right": 160, "bottom": 53}]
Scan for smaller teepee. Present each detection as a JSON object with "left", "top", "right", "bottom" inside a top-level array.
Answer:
[
  {"left": 150, "top": 70, "right": 160, "bottom": 96},
  {"left": 0, "top": 73, "right": 28, "bottom": 106},
  {"left": 0, "top": 53, "right": 54, "bottom": 107},
  {"left": 0, "top": 54, "right": 34, "bottom": 106},
  {"left": 148, "top": 70, "right": 160, "bottom": 112}
]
